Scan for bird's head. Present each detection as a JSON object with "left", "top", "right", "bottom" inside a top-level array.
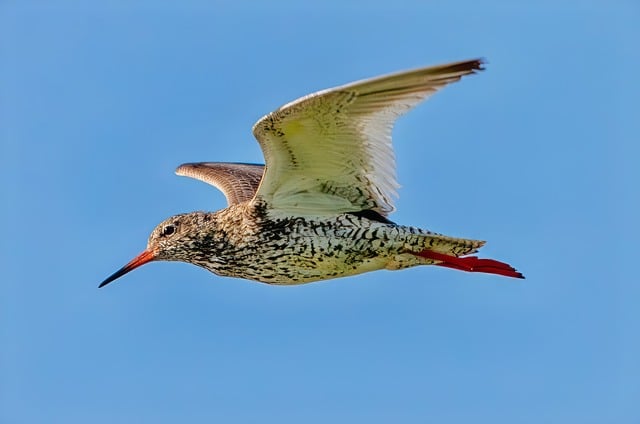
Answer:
[{"left": 98, "top": 213, "right": 210, "bottom": 288}]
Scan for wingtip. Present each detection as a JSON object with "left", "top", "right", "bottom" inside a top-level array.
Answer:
[
  {"left": 174, "top": 163, "right": 193, "bottom": 176},
  {"left": 434, "top": 58, "right": 486, "bottom": 79},
  {"left": 461, "top": 57, "right": 486, "bottom": 73}
]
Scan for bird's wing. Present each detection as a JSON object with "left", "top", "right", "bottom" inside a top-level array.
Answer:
[
  {"left": 251, "top": 59, "right": 484, "bottom": 216},
  {"left": 175, "top": 162, "right": 265, "bottom": 206}
]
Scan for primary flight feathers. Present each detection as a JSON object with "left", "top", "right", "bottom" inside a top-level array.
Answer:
[{"left": 178, "top": 59, "right": 484, "bottom": 215}]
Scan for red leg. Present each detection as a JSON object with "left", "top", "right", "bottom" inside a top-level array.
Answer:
[{"left": 416, "top": 250, "right": 524, "bottom": 279}]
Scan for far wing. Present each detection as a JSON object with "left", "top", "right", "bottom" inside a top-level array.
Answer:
[
  {"left": 175, "top": 162, "right": 265, "bottom": 206},
  {"left": 252, "top": 59, "right": 484, "bottom": 216}
]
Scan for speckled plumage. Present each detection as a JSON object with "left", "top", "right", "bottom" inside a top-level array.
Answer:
[
  {"left": 146, "top": 201, "right": 483, "bottom": 285},
  {"left": 99, "top": 59, "right": 523, "bottom": 288}
]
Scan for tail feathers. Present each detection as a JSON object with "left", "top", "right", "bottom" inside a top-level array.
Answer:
[
  {"left": 421, "top": 234, "right": 485, "bottom": 257},
  {"left": 416, "top": 250, "right": 524, "bottom": 279}
]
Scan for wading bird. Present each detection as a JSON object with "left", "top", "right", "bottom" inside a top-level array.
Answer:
[{"left": 99, "top": 58, "right": 523, "bottom": 288}]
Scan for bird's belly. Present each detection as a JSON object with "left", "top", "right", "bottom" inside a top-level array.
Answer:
[
  {"left": 233, "top": 249, "right": 390, "bottom": 285},
  {"left": 210, "top": 228, "right": 396, "bottom": 285}
]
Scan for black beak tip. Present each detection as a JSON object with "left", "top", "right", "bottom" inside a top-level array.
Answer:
[
  {"left": 97, "top": 265, "right": 132, "bottom": 289},
  {"left": 98, "top": 271, "right": 122, "bottom": 288}
]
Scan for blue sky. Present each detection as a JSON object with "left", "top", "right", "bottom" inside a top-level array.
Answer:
[{"left": 2, "top": 1, "right": 639, "bottom": 423}]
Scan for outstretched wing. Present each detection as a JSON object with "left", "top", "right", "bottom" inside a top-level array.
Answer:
[
  {"left": 175, "top": 162, "right": 265, "bottom": 206},
  {"left": 252, "top": 59, "right": 484, "bottom": 216}
]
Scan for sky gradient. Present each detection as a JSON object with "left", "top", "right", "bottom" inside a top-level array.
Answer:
[{"left": 2, "top": 1, "right": 639, "bottom": 423}]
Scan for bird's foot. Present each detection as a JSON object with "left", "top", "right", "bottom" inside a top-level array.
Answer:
[{"left": 415, "top": 250, "right": 524, "bottom": 279}]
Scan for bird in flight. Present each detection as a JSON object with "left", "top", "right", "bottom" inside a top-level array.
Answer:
[{"left": 99, "top": 58, "right": 523, "bottom": 288}]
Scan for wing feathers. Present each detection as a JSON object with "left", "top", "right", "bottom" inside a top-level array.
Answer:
[
  {"left": 175, "top": 162, "right": 264, "bottom": 206},
  {"left": 251, "top": 59, "right": 484, "bottom": 216},
  {"left": 173, "top": 60, "right": 483, "bottom": 214}
]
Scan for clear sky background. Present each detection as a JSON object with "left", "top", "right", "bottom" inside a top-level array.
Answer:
[{"left": 2, "top": 1, "right": 639, "bottom": 423}]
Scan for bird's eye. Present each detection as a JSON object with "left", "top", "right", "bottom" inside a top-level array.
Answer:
[{"left": 162, "top": 225, "right": 176, "bottom": 236}]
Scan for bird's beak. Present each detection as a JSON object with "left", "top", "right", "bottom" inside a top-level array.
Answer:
[{"left": 99, "top": 250, "right": 156, "bottom": 288}]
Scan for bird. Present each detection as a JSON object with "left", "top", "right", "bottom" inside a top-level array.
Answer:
[{"left": 99, "top": 58, "right": 523, "bottom": 288}]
